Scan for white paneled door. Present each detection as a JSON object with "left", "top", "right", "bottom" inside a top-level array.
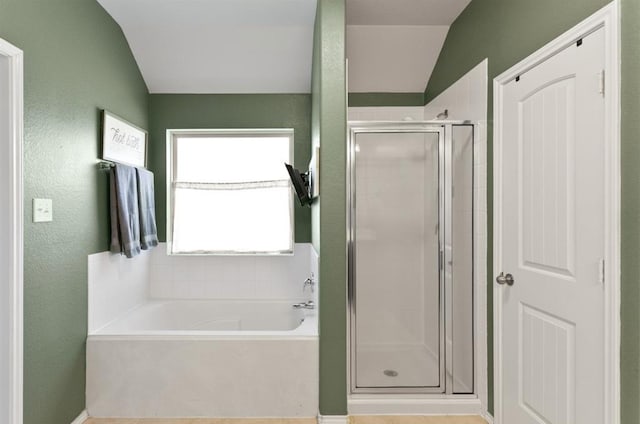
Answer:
[{"left": 498, "top": 28, "right": 605, "bottom": 423}]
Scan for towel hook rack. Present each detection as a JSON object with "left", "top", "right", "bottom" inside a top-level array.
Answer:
[
  {"left": 98, "top": 160, "right": 115, "bottom": 171},
  {"left": 98, "top": 159, "right": 150, "bottom": 171}
]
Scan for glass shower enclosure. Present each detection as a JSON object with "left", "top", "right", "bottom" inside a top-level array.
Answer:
[{"left": 348, "top": 122, "right": 475, "bottom": 395}]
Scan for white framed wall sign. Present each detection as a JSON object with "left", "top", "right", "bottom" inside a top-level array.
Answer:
[{"left": 101, "top": 110, "right": 147, "bottom": 167}]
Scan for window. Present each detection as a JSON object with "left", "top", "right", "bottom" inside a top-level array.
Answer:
[{"left": 168, "top": 129, "right": 294, "bottom": 255}]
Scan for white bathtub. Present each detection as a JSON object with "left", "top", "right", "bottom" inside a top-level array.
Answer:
[{"left": 86, "top": 300, "right": 318, "bottom": 418}]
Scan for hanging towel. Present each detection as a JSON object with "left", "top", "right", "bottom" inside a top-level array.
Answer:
[
  {"left": 109, "top": 170, "right": 121, "bottom": 254},
  {"left": 136, "top": 167, "right": 158, "bottom": 250},
  {"left": 110, "top": 164, "right": 141, "bottom": 258}
]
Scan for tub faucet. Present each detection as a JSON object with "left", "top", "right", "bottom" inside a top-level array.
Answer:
[
  {"left": 293, "top": 300, "right": 315, "bottom": 310},
  {"left": 303, "top": 273, "right": 315, "bottom": 293}
]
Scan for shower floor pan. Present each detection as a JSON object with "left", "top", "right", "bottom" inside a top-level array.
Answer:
[{"left": 355, "top": 344, "right": 440, "bottom": 389}]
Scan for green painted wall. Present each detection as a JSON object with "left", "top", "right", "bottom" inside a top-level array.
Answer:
[
  {"left": 147, "top": 94, "right": 312, "bottom": 243},
  {"left": 348, "top": 92, "right": 424, "bottom": 107},
  {"left": 311, "top": 0, "right": 348, "bottom": 415},
  {"left": 620, "top": 0, "right": 640, "bottom": 421},
  {"left": 0, "top": 0, "right": 149, "bottom": 423},
  {"left": 311, "top": 7, "right": 322, "bottom": 253},
  {"left": 425, "top": 0, "right": 637, "bottom": 418},
  {"left": 426, "top": 0, "right": 610, "bottom": 102}
]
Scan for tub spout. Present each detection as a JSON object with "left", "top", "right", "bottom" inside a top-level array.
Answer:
[{"left": 292, "top": 300, "right": 315, "bottom": 310}]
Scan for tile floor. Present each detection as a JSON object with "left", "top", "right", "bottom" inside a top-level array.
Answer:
[{"left": 84, "top": 417, "right": 487, "bottom": 424}]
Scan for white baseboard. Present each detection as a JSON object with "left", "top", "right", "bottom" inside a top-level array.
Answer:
[
  {"left": 318, "top": 414, "right": 348, "bottom": 424},
  {"left": 70, "top": 410, "right": 89, "bottom": 424},
  {"left": 481, "top": 411, "right": 494, "bottom": 424},
  {"left": 348, "top": 396, "right": 482, "bottom": 416}
]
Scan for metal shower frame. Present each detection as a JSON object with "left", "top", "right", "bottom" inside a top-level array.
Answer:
[{"left": 347, "top": 120, "right": 476, "bottom": 395}]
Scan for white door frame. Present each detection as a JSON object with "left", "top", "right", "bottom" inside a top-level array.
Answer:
[
  {"left": 493, "top": 2, "right": 620, "bottom": 424},
  {"left": 0, "top": 37, "right": 24, "bottom": 424}
]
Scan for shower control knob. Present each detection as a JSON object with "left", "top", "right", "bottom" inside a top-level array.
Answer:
[{"left": 496, "top": 272, "right": 515, "bottom": 286}]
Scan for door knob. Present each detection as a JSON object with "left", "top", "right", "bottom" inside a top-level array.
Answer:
[{"left": 496, "top": 272, "right": 515, "bottom": 286}]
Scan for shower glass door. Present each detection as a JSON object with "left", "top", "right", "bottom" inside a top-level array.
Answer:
[{"left": 350, "top": 128, "right": 444, "bottom": 392}]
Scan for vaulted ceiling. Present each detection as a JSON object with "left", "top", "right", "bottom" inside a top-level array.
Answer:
[
  {"left": 347, "top": 0, "right": 472, "bottom": 25},
  {"left": 97, "top": 0, "right": 472, "bottom": 94},
  {"left": 346, "top": 0, "right": 472, "bottom": 93},
  {"left": 97, "top": 0, "right": 317, "bottom": 93}
]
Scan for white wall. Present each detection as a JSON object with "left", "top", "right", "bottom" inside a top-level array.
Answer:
[
  {"left": 424, "top": 59, "right": 488, "bottom": 121},
  {"left": 0, "top": 54, "right": 11, "bottom": 424},
  {"left": 348, "top": 106, "right": 424, "bottom": 121},
  {"left": 88, "top": 243, "right": 318, "bottom": 333}
]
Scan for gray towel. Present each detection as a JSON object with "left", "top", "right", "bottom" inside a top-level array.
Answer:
[
  {"left": 109, "top": 170, "right": 121, "bottom": 253},
  {"left": 110, "top": 164, "right": 141, "bottom": 258},
  {"left": 136, "top": 167, "right": 158, "bottom": 250}
]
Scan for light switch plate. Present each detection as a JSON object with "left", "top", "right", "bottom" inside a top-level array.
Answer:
[{"left": 33, "top": 198, "right": 53, "bottom": 222}]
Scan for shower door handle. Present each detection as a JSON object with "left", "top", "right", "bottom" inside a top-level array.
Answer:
[{"left": 496, "top": 272, "right": 515, "bottom": 286}]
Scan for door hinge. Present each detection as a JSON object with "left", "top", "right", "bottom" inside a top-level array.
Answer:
[
  {"left": 598, "top": 69, "right": 605, "bottom": 96},
  {"left": 599, "top": 258, "right": 605, "bottom": 285}
]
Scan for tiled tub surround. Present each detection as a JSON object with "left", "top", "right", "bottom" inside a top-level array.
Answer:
[
  {"left": 88, "top": 249, "right": 152, "bottom": 334},
  {"left": 86, "top": 243, "right": 319, "bottom": 418},
  {"left": 148, "top": 243, "right": 317, "bottom": 301},
  {"left": 88, "top": 243, "right": 318, "bottom": 332}
]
